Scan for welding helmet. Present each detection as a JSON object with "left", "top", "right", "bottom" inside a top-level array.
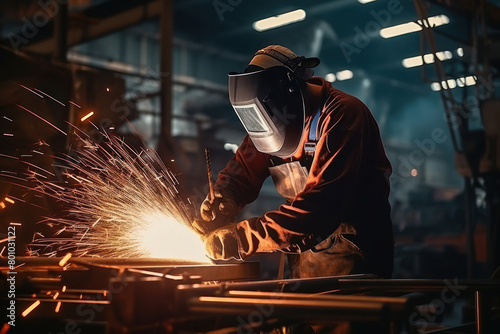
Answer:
[{"left": 228, "top": 45, "right": 320, "bottom": 157}]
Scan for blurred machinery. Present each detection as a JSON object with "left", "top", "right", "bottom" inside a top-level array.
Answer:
[{"left": 413, "top": 0, "right": 500, "bottom": 278}]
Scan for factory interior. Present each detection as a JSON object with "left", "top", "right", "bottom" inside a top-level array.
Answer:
[{"left": 1, "top": 0, "right": 500, "bottom": 333}]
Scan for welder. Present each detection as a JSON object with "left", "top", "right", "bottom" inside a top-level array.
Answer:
[{"left": 194, "top": 45, "right": 394, "bottom": 279}]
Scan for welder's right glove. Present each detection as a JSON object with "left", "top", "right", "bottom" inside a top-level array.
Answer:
[
  {"left": 200, "top": 189, "right": 238, "bottom": 227},
  {"left": 204, "top": 225, "right": 243, "bottom": 261}
]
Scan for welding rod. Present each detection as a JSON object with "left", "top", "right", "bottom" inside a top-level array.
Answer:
[{"left": 205, "top": 147, "right": 215, "bottom": 201}]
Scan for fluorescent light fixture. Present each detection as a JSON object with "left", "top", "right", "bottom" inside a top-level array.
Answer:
[
  {"left": 336, "top": 70, "right": 353, "bottom": 81},
  {"left": 325, "top": 73, "right": 336, "bottom": 82},
  {"left": 380, "top": 15, "right": 450, "bottom": 39},
  {"left": 253, "top": 9, "right": 306, "bottom": 32},
  {"left": 431, "top": 76, "right": 477, "bottom": 91},
  {"left": 457, "top": 75, "right": 477, "bottom": 86},
  {"left": 402, "top": 51, "right": 453, "bottom": 68},
  {"left": 430, "top": 82, "right": 441, "bottom": 91},
  {"left": 358, "top": 0, "right": 377, "bottom": 3},
  {"left": 446, "top": 79, "right": 457, "bottom": 89}
]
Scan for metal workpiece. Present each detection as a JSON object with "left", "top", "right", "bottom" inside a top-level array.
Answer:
[
  {"left": 184, "top": 293, "right": 390, "bottom": 323},
  {"left": 2, "top": 256, "right": 500, "bottom": 333}
]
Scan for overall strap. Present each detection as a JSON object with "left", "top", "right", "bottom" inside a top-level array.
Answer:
[{"left": 304, "top": 107, "right": 322, "bottom": 156}]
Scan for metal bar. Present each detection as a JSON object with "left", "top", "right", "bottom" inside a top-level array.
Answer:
[
  {"left": 186, "top": 295, "right": 389, "bottom": 323},
  {"left": 53, "top": 2, "right": 68, "bottom": 60},
  {"left": 475, "top": 290, "right": 482, "bottom": 334},
  {"left": 177, "top": 276, "right": 500, "bottom": 296},
  {"left": 226, "top": 290, "right": 410, "bottom": 317},
  {"left": 205, "top": 148, "right": 215, "bottom": 201},
  {"left": 465, "top": 176, "right": 477, "bottom": 278},
  {"left": 159, "top": 0, "right": 173, "bottom": 140},
  {"left": 17, "top": 298, "right": 109, "bottom": 305}
]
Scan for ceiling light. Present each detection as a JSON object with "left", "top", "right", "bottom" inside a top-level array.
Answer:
[
  {"left": 380, "top": 15, "right": 449, "bottom": 39},
  {"left": 336, "top": 70, "right": 353, "bottom": 81},
  {"left": 461, "top": 76, "right": 477, "bottom": 86},
  {"left": 358, "top": 0, "right": 378, "bottom": 3},
  {"left": 325, "top": 73, "right": 336, "bottom": 82},
  {"left": 430, "top": 82, "right": 441, "bottom": 91},
  {"left": 253, "top": 9, "right": 306, "bottom": 32},
  {"left": 446, "top": 79, "right": 457, "bottom": 89},
  {"left": 402, "top": 51, "right": 453, "bottom": 68},
  {"left": 457, "top": 47, "right": 464, "bottom": 57},
  {"left": 430, "top": 76, "right": 477, "bottom": 91}
]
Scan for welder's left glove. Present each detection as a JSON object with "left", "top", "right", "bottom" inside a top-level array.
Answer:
[{"left": 204, "top": 225, "right": 243, "bottom": 261}]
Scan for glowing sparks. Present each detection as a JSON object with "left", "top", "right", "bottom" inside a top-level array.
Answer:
[
  {"left": 22, "top": 300, "right": 41, "bottom": 317},
  {"left": 55, "top": 301, "right": 62, "bottom": 313},
  {"left": 28, "top": 132, "right": 209, "bottom": 262},
  {"left": 80, "top": 111, "right": 94, "bottom": 122},
  {"left": 53, "top": 292, "right": 60, "bottom": 299},
  {"left": 19, "top": 84, "right": 44, "bottom": 98},
  {"left": 5, "top": 90, "right": 208, "bottom": 262},
  {"left": 0, "top": 203, "right": 5, "bottom": 210},
  {"left": 34, "top": 88, "right": 65, "bottom": 106},
  {"left": 16, "top": 104, "right": 67, "bottom": 135},
  {"left": 0, "top": 323, "right": 10, "bottom": 334},
  {"left": 59, "top": 253, "right": 72, "bottom": 267},
  {"left": 69, "top": 101, "right": 81, "bottom": 108}
]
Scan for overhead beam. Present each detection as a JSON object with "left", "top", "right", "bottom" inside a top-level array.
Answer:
[{"left": 23, "top": 0, "right": 162, "bottom": 54}]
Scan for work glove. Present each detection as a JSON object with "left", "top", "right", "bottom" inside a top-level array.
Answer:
[
  {"left": 199, "top": 189, "right": 238, "bottom": 229},
  {"left": 204, "top": 225, "right": 243, "bottom": 261},
  {"left": 191, "top": 217, "right": 218, "bottom": 236}
]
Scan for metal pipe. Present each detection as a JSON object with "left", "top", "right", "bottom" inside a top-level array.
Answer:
[
  {"left": 186, "top": 295, "right": 389, "bottom": 323},
  {"left": 177, "top": 276, "right": 500, "bottom": 296}
]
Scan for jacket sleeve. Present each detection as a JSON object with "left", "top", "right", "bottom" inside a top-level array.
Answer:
[
  {"left": 234, "top": 96, "right": 379, "bottom": 258},
  {"left": 215, "top": 135, "right": 272, "bottom": 206}
]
